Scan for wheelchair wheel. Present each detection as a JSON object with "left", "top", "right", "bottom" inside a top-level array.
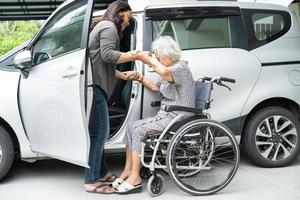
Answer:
[
  {"left": 166, "top": 119, "right": 239, "bottom": 195},
  {"left": 140, "top": 166, "right": 152, "bottom": 181},
  {"left": 147, "top": 174, "right": 164, "bottom": 197}
]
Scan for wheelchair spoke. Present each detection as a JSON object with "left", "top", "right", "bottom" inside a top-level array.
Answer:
[{"left": 167, "top": 119, "right": 239, "bottom": 195}]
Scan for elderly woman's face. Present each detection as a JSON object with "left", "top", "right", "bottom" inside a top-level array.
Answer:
[
  {"left": 154, "top": 50, "right": 174, "bottom": 67},
  {"left": 119, "top": 10, "right": 132, "bottom": 31}
]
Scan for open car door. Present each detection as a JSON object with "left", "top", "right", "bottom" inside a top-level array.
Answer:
[{"left": 17, "top": 0, "right": 94, "bottom": 167}]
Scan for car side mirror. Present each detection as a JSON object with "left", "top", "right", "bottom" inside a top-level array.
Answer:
[
  {"left": 14, "top": 50, "right": 32, "bottom": 70},
  {"left": 13, "top": 50, "right": 32, "bottom": 78},
  {"left": 33, "top": 52, "right": 52, "bottom": 65}
]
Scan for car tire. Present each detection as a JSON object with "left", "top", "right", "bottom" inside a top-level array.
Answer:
[
  {"left": 0, "top": 126, "right": 15, "bottom": 180},
  {"left": 243, "top": 106, "right": 300, "bottom": 167}
]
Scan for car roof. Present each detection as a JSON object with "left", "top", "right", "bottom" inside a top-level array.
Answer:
[{"left": 129, "top": 0, "right": 290, "bottom": 13}]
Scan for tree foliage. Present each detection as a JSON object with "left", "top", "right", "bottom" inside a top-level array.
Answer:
[{"left": 0, "top": 21, "right": 42, "bottom": 56}]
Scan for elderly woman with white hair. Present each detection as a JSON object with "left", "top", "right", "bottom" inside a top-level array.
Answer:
[{"left": 113, "top": 36, "right": 195, "bottom": 194}]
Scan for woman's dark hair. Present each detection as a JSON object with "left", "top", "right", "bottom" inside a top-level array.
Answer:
[{"left": 97, "top": 0, "right": 132, "bottom": 39}]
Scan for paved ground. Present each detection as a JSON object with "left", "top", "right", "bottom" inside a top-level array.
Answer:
[{"left": 0, "top": 153, "right": 299, "bottom": 200}]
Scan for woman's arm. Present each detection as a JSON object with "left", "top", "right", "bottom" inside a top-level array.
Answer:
[
  {"left": 123, "top": 71, "right": 159, "bottom": 92},
  {"left": 115, "top": 70, "right": 126, "bottom": 80},
  {"left": 148, "top": 55, "right": 174, "bottom": 82},
  {"left": 138, "top": 74, "right": 160, "bottom": 92},
  {"left": 117, "top": 51, "right": 151, "bottom": 64},
  {"left": 99, "top": 23, "right": 150, "bottom": 64}
]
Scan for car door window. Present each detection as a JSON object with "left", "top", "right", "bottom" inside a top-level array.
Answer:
[
  {"left": 242, "top": 9, "right": 291, "bottom": 50},
  {"left": 32, "top": 1, "right": 87, "bottom": 65},
  {"left": 252, "top": 13, "right": 285, "bottom": 41},
  {"left": 152, "top": 17, "right": 231, "bottom": 50}
]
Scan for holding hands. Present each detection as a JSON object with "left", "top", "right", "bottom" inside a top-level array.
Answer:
[
  {"left": 122, "top": 71, "right": 143, "bottom": 82},
  {"left": 134, "top": 51, "right": 151, "bottom": 65},
  {"left": 147, "top": 53, "right": 160, "bottom": 68},
  {"left": 120, "top": 50, "right": 162, "bottom": 83},
  {"left": 133, "top": 50, "right": 161, "bottom": 69}
]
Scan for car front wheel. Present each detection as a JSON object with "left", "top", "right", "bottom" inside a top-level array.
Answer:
[
  {"left": 0, "top": 126, "right": 15, "bottom": 180},
  {"left": 243, "top": 106, "right": 300, "bottom": 167}
]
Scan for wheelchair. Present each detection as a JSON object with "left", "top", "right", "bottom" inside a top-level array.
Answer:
[{"left": 140, "top": 77, "right": 240, "bottom": 196}]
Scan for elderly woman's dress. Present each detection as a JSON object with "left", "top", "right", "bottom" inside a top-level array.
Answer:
[{"left": 123, "top": 60, "right": 195, "bottom": 152}]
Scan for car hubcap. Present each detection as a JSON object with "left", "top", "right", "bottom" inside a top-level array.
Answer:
[
  {"left": 255, "top": 115, "right": 298, "bottom": 161},
  {"left": 0, "top": 145, "right": 2, "bottom": 163}
]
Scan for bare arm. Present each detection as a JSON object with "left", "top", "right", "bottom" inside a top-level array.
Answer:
[
  {"left": 123, "top": 71, "right": 159, "bottom": 92},
  {"left": 115, "top": 70, "right": 126, "bottom": 80},
  {"left": 117, "top": 51, "right": 151, "bottom": 64},
  {"left": 148, "top": 55, "right": 174, "bottom": 82},
  {"left": 116, "top": 51, "right": 137, "bottom": 64},
  {"left": 139, "top": 75, "right": 160, "bottom": 92}
]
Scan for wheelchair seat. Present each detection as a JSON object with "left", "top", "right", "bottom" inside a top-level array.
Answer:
[
  {"left": 142, "top": 114, "right": 208, "bottom": 144},
  {"left": 143, "top": 80, "right": 212, "bottom": 142}
]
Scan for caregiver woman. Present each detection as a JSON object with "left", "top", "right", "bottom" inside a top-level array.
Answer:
[{"left": 85, "top": 0, "right": 149, "bottom": 194}]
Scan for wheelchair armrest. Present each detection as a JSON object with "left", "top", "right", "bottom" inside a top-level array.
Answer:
[
  {"left": 151, "top": 101, "right": 161, "bottom": 107},
  {"left": 165, "top": 105, "right": 202, "bottom": 114}
]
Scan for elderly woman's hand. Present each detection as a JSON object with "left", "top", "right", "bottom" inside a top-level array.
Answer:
[
  {"left": 122, "top": 71, "right": 140, "bottom": 80},
  {"left": 148, "top": 54, "right": 160, "bottom": 68},
  {"left": 135, "top": 51, "right": 151, "bottom": 65}
]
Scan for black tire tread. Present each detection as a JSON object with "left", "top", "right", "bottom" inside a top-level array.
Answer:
[
  {"left": 0, "top": 126, "right": 15, "bottom": 181},
  {"left": 242, "top": 106, "right": 300, "bottom": 167}
]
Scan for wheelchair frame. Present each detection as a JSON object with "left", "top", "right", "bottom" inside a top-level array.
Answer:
[{"left": 140, "top": 77, "right": 239, "bottom": 196}]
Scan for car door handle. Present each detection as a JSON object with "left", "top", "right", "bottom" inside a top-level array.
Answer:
[
  {"left": 62, "top": 66, "right": 78, "bottom": 78},
  {"left": 131, "top": 82, "right": 139, "bottom": 98}
]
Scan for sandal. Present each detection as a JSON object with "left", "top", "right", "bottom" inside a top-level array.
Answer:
[
  {"left": 86, "top": 183, "right": 114, "bottom": 194},
  {"left": 111, "top": 178, "right": 124, "bottom": 189},
  {"left": 114, "top": 181, "right": 142, "bottom": 194},
  {"left": 97, "top": 172, "right": 117, "bottom": 184}
]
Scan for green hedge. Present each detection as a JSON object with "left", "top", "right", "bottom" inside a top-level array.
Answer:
[{"left": 0, "top": 21, "right": 42, "bottom": 56}]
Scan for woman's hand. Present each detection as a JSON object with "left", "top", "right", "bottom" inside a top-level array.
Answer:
[
  {"left": 135, "top": 51, "right": 151, "bottom": 65},
  {"left": 129, "top": 50, "right": 140, "bottom": 56},
  {"left": 148, "top": 54, "right": 160, "bottom": 68},
  {"left": 122, "top": 71, "right": 141, "bottom": 81}
]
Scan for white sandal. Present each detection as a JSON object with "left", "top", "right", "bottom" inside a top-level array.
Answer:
[
  {"left": 114, "top": 181, "right": 142, "bottom": 194},
  {"left": 111, "top": 178, "right": 124, "bottom": 189}
]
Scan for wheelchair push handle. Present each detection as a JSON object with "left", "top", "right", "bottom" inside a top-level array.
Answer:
[
  {"left": 219, "top": 77, "right": 236, "bottom": 84},
  {"left": 217, "top": 77, "right": 235, "bottom": 91},
  {"left": 201, "top": 76, "right": 236, "bottom": 84},
  {"left": 201, "top": 76, "right": 236, "bottom": 91}
]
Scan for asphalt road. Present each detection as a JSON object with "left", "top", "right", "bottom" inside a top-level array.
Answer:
[{"left": 0, "top": 153, "right": 299, "bottom": 200}]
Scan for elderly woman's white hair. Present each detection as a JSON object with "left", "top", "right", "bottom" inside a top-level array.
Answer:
[{"left": 151, "top": 36, "right": 181, "bottom": 62}]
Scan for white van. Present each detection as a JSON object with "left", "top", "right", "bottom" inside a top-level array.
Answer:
[{"left": 0, "top": 0, "right": 300, "bottom": 180}]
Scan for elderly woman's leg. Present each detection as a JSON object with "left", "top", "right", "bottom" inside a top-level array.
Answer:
[
  {"left": 116, "top": 115, "right": 173, "bottom": 193},
  {"left": 123, "top": 125, "right": 157, "bottom": 186},
  {"left": 115, "top": 123, "right": 135, "bottom": 186},
  {"left": 125, "top": 151, "right": 142, "bottom": 186},
  {"left": 119, "top": 147, "right": 132, "bottom": 179}
]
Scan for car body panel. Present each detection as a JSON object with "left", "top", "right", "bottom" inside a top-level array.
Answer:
[
  {"left": 251, "top": 38, "right": 300, "bottom": 63},
  {"left": 0, "top": 70, "right": 36, "bottom": 158},
  {"left": 18, "top": 49, "right": 90, "bottom": 167},
  {"left": 241, "top": 63, "right": 300, "bottom": 116},
  {"left": 182, "top": 48, "right": 262, "bottom": 122}
]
